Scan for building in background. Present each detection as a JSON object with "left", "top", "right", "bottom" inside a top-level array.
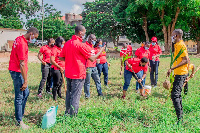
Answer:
[
  {"left": 0, "top": 28, "right": 27, "bottom": 51},
  {"left": 65, "top": 13, "right": 82, "bottom": 26}
]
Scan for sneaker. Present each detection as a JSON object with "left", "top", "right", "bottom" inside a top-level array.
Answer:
[
  {"left": 37, "top": 93, "right": 42, "bottom": 98},
  {"left": 46, "top": 91, "right": 52, "bottom": 95},
  {"left": 154, "top": 85, "right": 157, "bottom": 88},
  {"left": 17, "top": 121, "right": 30, "bottom": 130},
  {"left": 85, "top": 96, "right": 89, "bottom": 99},
  {"left": 121, "top": 95, "right": 126, "bottom": 99},
  {"left": 98, "top": 93, "right": 103, "bottom": 97}
]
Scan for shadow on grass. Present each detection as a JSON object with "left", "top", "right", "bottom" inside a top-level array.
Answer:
[
  {"left": 25, "top": 112, "right": 43, "bottom": 127},
  {"left": 151, "top": 92, "right": 168, "bottom": 99}
]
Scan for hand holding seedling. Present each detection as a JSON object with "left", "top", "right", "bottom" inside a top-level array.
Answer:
[
  {"left": 167, "top": 69, "right": 172, "bottom": 77},
  {"left": 60, "top": 67, "right": 64, "bottom": 73},
  {"left": 42, "top": 62, "right": 46, "bottom": 65}
]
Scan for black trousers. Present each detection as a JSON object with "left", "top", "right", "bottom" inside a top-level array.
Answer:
[
  {"left": 171, "top": 75, "right": 187, "bottom": 121},
  {"left": 65, "top": 78, "right": 85, "bottom": 116},
  {"left": 38, "top": 63, "right": 52, "bottom": 94},
  {"left": 52, "top": 69, "right": 63, "bottom": 101}
]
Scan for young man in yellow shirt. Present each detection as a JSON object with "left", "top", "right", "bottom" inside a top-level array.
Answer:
[{"left": 167, "top": 29, "right": 188, "bottom": 124}]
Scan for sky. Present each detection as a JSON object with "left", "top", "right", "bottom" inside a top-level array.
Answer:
[{"left": 37, "top": 0, "right": 94, "bottom": 15}]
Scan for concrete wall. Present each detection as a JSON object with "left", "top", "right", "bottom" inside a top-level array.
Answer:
[{"left": 0, "top": 28, "right": 27, "bottom": 51}]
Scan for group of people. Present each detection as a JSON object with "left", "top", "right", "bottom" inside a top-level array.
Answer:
[
  {"left": 120, "top": 37, "right": 162, "bottom": 98},
  {"left": 8, "top": 25, "right": 193, "bottom": 129}
]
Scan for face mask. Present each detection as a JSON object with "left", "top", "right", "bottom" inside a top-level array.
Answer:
[
  {"left": 171, "top": 35, "right": 176, "bottom": 43},
  {"left": 92, "top": 40, "right": 96, "bottom": 45},
  {"left": 145, "top": 47, "right": 149, "bottom": 50},
  {"left": 29, "top": 35, "right": 36, "bottom": 43},
  {"left": 152, "top": 43, "right": 156, "bottom": 46},
  {"left": 61, "top": 44, "right": 64, "bottom": 48},
  {"left": 142, "top": 65, "right": 145, "bottom": 67},
  {"left": 98, "top": 45, "right": 103, "bottom": 47},
  {"left": 82, "top": 34, "right": 86, "bottom": 40}
]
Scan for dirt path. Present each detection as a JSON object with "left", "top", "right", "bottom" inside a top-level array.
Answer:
[{"left": 0, "top": 52, "right": 40, "bottom": 70}]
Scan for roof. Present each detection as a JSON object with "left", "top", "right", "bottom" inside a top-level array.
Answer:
[{"left": 0, "top": 28, "right": 27, "bottom": 32}]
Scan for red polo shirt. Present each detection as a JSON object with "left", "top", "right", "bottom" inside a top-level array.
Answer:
[
  {"left": 149, "top": 44, "right": 162, "bottom": 61},
  {"left": 39, "top": 45, "right": 52, "bottom": 63},
  {"left": 51, "top": 46, "right": 65, "bottom": 70},
  {"left": 120, "top": 45, "right": 132, "bottom": 57},
  {"left": 135, "top": 46, "right": 150, "bottom": 59},
  {"left": 95, "top": 48, "right": 107, "bottom": 64},
  {"left": 8, "top": 35, "right": 28, "bottom": 73},
  {"left": 85, "top": 41, "right": 96, "bottom": 68},
  {"left": 60, "top": 35, "right": 92, "bottom": 79},
  {"left": 126, "top": 58, "right": 148, "bottom": 73}
]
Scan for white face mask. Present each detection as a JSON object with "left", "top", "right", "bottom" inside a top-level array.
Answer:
[
  {"left": 145, "top": 47, "right": 149, "bottom": 50},
  {"left": 171, "top": 35, "right": 176, "bottom": 43}
]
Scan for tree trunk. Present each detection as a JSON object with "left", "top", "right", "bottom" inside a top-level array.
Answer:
[
  {"left": 197, "top": 37, "right": 200, "bottom": 54},
  {"left": 160, "top": 7, "right": 180, "bottom": 53},
  {"left": 142, "top": 16, "right": 149, "bottom": 41}
]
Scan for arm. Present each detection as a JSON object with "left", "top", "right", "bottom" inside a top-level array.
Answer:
[
  {"left": 50, "top": 56, "right": 64, "bottom": 73},
  {"left": 138, "top": 71, "right": 147, "bottom": 83},
  {"left": 167, "top": 56, "right": 188, "bottom": 76},
  {"left": 38, "top": 52, "right": 46, "bottom": 65},
  {"left": 88, "top": 46, "right": 105, "bottom": 62},
  {"left": 20, "top": 60, "right": 28, "bottom": 91}
]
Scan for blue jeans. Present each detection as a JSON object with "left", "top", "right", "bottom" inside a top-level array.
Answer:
[
  {"left": 96, "top": 62, "right": 108, "bottom": 86},
  {"left": 123, "top": 69, "right": 144, "bottom": 91},
  {"left": 84, "top": 67, "right": 103, "bottom": 97},
  {"left": 9, "top": 71, "right": 29, "bottom": 123},
  {"left": 150, "top": 60, "right": 159, "bottom": 86},
  {"left": 136, "top": 70, "right": 146, "bottom": 90}
]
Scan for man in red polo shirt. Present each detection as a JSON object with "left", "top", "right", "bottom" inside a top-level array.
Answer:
[
  {"left": 122, "top": 57, "right": 148, "bottom": 99},
  {"left": 84, "top": 34, "right": 103, "bottom": 98},
  {"left": 149, "top": 37, "right": 162, "bottom": 87},
  {"left": 8, "top": 27, "right": 39, "bottom": 129},
  {"left": 135, "top": 42, "right": 150, "bottom": 91},
  {"left": 59, "top": 25, "right": 105, "bottom": 116},
  {"left": 120, "top": 43, "right": 133, "bottom": 75}
]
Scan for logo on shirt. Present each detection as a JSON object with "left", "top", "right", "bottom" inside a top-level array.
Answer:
[
  {"left": 13, "top": 40, "right": 17, "bottom": 48},
  {"left": 91, "top": 50, "right": 95, "bottom": 56}
]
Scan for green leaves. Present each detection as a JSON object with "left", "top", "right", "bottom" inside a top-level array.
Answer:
[{"left": 122, "top": 54, "right": 131, "bottom": 64}]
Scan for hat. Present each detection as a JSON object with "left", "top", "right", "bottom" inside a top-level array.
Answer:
[{"left": 151, "top": 37, "right": 157, "bottom": 42}]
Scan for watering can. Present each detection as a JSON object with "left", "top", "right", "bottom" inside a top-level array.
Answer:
[{"left": 41, "top": 105, "right": 58, "bottom": 129}]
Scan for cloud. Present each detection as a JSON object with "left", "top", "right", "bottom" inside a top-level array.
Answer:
[{"left": 70, "top": 4, "right": 83, "bottom": 14}]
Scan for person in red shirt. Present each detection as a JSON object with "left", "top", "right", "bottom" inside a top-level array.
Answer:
[
  {"left": 8, "top": 27, "right": 39, "bottom": 129},
  {"left": 135, "top": 42, "right": 150, "bottom": 91},
  {"left": 95, "top": 39, "right": 110, "bottom": 86},
  {"left": 84, "top": 34, "right": 103, "bottom": 98},
  {"left": 122, "top": 57, "right": 148, "bottom": 99},
  {"left": 59, "top": 25, "right": 105, "bottom": 116},
  {"left": 37, "top": 38, "right": 55, "bottom": 97},
  {"left": 120, "top": 43, "right": 133, "bottom": 75},
  {"left": 149, "top": 37, "right": 162, "bottom": 87},
  {"left": 50, "top": 36, "right": 65, "bottom": 101}
]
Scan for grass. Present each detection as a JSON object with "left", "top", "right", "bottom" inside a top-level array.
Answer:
[
  {"left": 0, "top": 56, "right": 200, "bottom": 132},
  {"left": 28, "top": 46, "right": 40, "bottom": 53}
]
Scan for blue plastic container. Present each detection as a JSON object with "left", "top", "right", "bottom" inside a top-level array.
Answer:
[{"left": 41, "top": 105, "right": 58, "bottom": 129}]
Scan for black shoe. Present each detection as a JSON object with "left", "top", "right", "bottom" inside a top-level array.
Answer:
[{"left": 98, "top": 94, "right": 103, "bottom": 97}]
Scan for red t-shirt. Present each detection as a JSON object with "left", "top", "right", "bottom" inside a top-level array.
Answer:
[
  {"left": 39, "top": 45, "right": 52, "bottom": 63},
  {"left": 8, "top": 35, "right": 28, "bottom": 73},
  {"left": 126, "top": 58, "right": 148, "bottom": 73},
  {"left": 149, "top": 44, "right": 162, "bottom": 61},
  {"left": 85, "top": 41, "right": 96, "bottom": 68},
  {"left": 60, "top": 35, "right": 92, "bottom": 79},
  {"left": 135, "top": 46, "right": 150, "bottom": 59},
  {"left": 95, "top": 48, "right": 107, "bottom": 64},
  {"left": 51, "top": 46, "right": 65, "bottom": 70},
  {"left": 120, "top": 45, "right": 132, "bottom": 57}
]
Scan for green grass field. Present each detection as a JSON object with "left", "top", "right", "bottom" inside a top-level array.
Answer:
[{"left": 0, "top": 56, "right": 200, "bottom": 132}]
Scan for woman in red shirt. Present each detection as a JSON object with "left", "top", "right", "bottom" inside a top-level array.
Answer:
[
  {"left": 37, "top": 38, "right": 55, "bottom": 97},
  {"left": 50, "top": 36, "right": 65, "bottom": 101},
  {"left": 95, "top": 39, "right": 110, "bottom": 86}
]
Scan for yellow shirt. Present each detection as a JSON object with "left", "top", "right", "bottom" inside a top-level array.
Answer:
[{"left": 173, "top": 40, "right": 188, "bottom": 75}]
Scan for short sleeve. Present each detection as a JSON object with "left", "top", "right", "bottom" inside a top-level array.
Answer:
[
  {"left": 158, "top": 45, "right": 162, "bottom": 54},
  {"left": 39, "top": 46, "right": 44, "bottom": 53},
  {"left": 17, "top": 39, "right": 27, "bottom": 60},
  {"left": 79, "top": 43, "right": 92, "bottom": 59},
  {"left": 143, "top": 65, "right": 148, "bottom": 72},
  {"left": 135, "top": 48, "right": 140, "bottom": 57},
  {"left": 51, "top": 47, "right": 57, "bottom": 57}
]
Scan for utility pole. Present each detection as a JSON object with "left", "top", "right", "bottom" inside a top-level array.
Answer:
[{"left": 42, "top": 0, "right": 44, "bottom": 45}]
